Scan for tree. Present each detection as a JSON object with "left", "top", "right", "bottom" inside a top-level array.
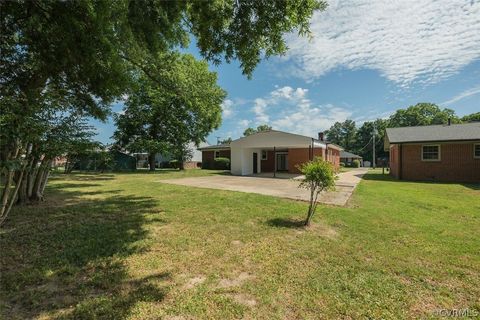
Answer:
[
  {"left": 461, "top": 112, "right": 480, "bottom": 123},
  {"left": 325, "top": 120, "right": 357, "bottom": 150},
  {"left": 352, "top": 119, "right": 388, "bottom": 163},
  {"left": 218, "top": 138, "right": 233, "bottom": 145},
  {"left": 1, "top": 0, "right": 325, "bottom": 225},
  {"left": 243, "top": 124, "right": 272, "bottom": 136},
  {"left": 297, "top": 158, "right": 336, "bottom": 226},
  {"left": 388, "top": 103, "right": 460, "bottom": 127},
  {"left": 113, "top": 53, "right": 226, "bottom": 171}
]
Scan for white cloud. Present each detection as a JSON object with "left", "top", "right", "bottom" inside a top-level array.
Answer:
[
  {"left": 252, "top": 86, "right": 312, "bottom": 123},
  {"left": 249, "top": 86, "right": 352, "bottom": 137},
  {"left": 283, "top": 0, "right": 480, "bottom": 86},
  {"left": 239, "top": 119, "right": 250, "bottom": 127},
  {"left": 442, "top": 85, "right": 480, "bottom": 106},
  {"left": 222, "top": 99, "right": 235, "bottom": 119}
]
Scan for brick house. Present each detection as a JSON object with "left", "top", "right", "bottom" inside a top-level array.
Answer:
[
  {"left": 340, "top": 151, "right": 363, "bottom": 166},
  {"left": 199, "top": 130, "right": 342, "bottom": 175},
  {"left": 197, "top": 144, "right": 231, "bottom": 169},
  {"left": 385, "top": 122, "right": 480, "bottom": 182}
]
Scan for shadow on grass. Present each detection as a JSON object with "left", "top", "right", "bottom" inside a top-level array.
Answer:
[
  {"left": 0, "top": 180, "right": 168, "bottom": 319},
  {"left": 361, "top": 172, "right": 396, "bottom": 181},
  {"left": 362, "top": 172, "right": 480, "bottom": 190},
  {"left": 51, "top": 173, "right": 116, "bottom": 181},
  {"left": 266, "top": 217, "right": 306, "bottom": 228},
  {"left": 462, "top": 183, "right": 480, "bottom": 190}
]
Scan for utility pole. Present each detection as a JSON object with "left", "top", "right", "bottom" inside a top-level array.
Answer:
[
  {"left": 372, "top": 123, "right": 377, "bottom": 169},
  {"left": 216, "top": 136, "right": 221, "bottom": 145}
]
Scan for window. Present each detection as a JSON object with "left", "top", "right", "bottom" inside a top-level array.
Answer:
[
  {"left": 422, "top": 145, "right": 440, "bottom": 161},
  {"left": 474, "top": 144, "right": 480, "bottom": 159},
  {"left": 261, "top": 150, "right": 267, "bottom": 160},
  {"left": 214, "top": 150, "right": 220, "bottom": 159}
]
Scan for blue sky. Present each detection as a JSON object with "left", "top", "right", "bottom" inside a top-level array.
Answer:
[{"left": 93, "top": 0, "right": 480, "bottom": 145}]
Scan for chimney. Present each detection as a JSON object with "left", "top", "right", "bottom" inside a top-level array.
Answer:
[
  {"left": 318, "top": 132, "right": 324, "bottom": 141},
  {"left": 448, "top": 118, "right": 451, "bottom": 126}
]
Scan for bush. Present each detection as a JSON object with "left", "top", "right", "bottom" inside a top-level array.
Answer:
[
  {"left": 169, "top": 159, "right": 180, "bottom": 169},
  {"left": 352, "top": 159, "right": 360, "bottom": 168},
  {"left": 339, "top": 162, "right": 345, "bottom": 167},
  {"left": 214, "top": 157, "right": 230, "bottom": 170}
]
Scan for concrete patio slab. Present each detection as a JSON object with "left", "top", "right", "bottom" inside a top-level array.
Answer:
[{"left": 158, "top": 168, "right": 368, "bottom": 206}]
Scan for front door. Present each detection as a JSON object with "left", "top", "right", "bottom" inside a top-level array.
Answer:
[
  {"left": 276, "top": 153, "right": 288, "bottom": 171},
  {"left": 253, "top": 152, "right": 258, "bottom": 174}
]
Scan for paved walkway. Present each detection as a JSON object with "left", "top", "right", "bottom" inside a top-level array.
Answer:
[{"left": 159, "top": 168, "right": 368, "bottom": 206}]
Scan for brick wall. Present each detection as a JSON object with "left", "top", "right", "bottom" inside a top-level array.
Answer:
[
  {"left": 261, "top": 151, "right": 275, "bottom": 172},
  {"left": 201, "top": 150, "right": 231, "bottom": 169},
  {"left": 183, "top": 161, "right": 201, "bottom": 169},
  {"left": 389, "top": 144, "right": 400, "bottom": 178},
  {"left": 287, "top": 147, "right": 325, "bottom": 174},
  {"left": 327, "top": 147, "right": 340, "bottom": 170},
  {"left": 390, "top": 143, "right": 480, "bottom": 182}
]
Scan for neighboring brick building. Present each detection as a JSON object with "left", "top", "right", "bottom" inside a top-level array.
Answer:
[
  {"left": 197, "top": 144, "right": 231, "bottom": 169},
  {"left": 199, "top": 130, "right": 342, "bottom": 175},
  {"left": 385, "top": 122, "right": 480, "bottom": 182}
]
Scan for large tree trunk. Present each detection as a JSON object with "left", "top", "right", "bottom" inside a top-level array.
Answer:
[
  {"left": 148, "top": 153, "right": 156, "bottom": 171},
  {"left": 30, "top": 157, "right": 50, "bottom": 202},
  {"left": 16, "top": 170, "right": 28, "bottom": 205},
  {"left": 0, "top": 170, "right": 15, "bottom": 222},
  {"left": 0, "top": 143, "right": 28, "bottom": 226}
]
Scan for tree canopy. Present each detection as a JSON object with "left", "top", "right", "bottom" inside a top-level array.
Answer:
[
  {"left": 0, "top": 0, "right": 326, "bottom": 224},
  {"left": 388, "top": 103, "right": 460, "bottom": 127},
  {"left": 113, "top": 53, "right": 226, "bottom": 170},
  {"left": 324, "top": 120, "right": 356, "bottom": 151},
  {"left": 325, "top": 103, "right": 475, "bottom": 165},
  {"left": 461, "top": 112, "right": 480, "bottom": 123},
  {"left": 243, "top": 124, "right": 273, "bottom": 136}
]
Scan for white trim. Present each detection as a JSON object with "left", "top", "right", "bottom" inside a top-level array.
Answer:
[
  {"left": 474, "top": 143, "right": 480, "bottom": 159},
  {"left": 421, "top": 144, "right": 441, "bottom": 162}
]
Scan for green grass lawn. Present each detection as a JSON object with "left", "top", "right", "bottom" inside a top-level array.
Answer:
[{"left": 1, "top": 169, "right": 479, "bottom": 319}]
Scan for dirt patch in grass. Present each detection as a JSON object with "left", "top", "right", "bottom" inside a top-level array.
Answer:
[
  {"left": 164, "top": 315, "right": 194, "bottom": 320},
  {"left": 227, "top": 293, "right": 257, "bottom": 307},
  {"left": 286, "top": 221, "right": 339, "bottom": 239},
  {"left": 217, "top": 272, "right": 255, "bottom": 289},
  {"left": 182, "top": 276, "right": 206, "bottom": 290},
  {"left": 231, "top": 240, "right": 243, "bottom": 246}
]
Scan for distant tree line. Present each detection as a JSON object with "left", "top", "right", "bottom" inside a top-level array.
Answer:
[{"left": 325, "top": 103, "right": 479, "bottom": 163}]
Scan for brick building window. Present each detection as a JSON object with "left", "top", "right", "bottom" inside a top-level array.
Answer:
[
  {"left": 474, "top": 144, "right": 480, "bottom": 159},
  {"left": 214, "top": 150, "right": 220, "bottom": 159},
  {"left": 261, "top": 150, "right": 267, "bottom": 160},
  {"left": 422, "top": 145, "right": 440, "bottom": 161}
]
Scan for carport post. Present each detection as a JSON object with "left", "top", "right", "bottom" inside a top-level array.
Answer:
[{"left": 273, "top": 146, "right": 276, "bottom": 178}]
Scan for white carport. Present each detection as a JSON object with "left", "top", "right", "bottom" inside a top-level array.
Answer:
[{"left": 230, "top": 130, "right": 326, "bottom": 176}]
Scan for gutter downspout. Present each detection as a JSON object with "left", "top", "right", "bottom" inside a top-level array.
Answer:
[
  {"left": 399, "top": 144, "right": 403, "bottom": 180},
  {"left": 310, "top": 138, "right": 314, "bottom": 160},
  {"left": 273, "top": 146, "right": 276, "bottom": 178}
]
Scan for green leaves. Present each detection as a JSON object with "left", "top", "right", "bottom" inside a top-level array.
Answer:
[
  {"left": 243, "top": 124, "right": 272, "bottom": 136},
  {"left": 388, "top": 103, "right": 461, "bottom": 128},
  {"left": 114, "top": 53, "right": 225, "bottom": 161},
  {"left": 298, "top": 157, "right": 336, "bottom": 193}
]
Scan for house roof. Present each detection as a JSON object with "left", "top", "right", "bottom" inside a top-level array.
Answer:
[
  {"left": 197, "top": 143, "right": 230, "bottom": 151},
  {"left": 340, "top": 151, "right": 362, "bottom": 159},
  {"left": 385, "top": 122, "right": 480, "bottom": 144},
  {"left": 197, "top": 130, "right": 344, "bottom": 151},
  {"left": 231, "top": 130, "right": 343, "bottom": 150}
]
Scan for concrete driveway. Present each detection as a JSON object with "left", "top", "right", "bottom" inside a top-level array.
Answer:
[{"left": 159, "top": 168, "right": 368, "bottom": 206}]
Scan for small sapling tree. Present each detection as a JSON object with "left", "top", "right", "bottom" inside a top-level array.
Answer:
[{"left": 298, "top": 158, "right": 337, "bottom": 226}]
